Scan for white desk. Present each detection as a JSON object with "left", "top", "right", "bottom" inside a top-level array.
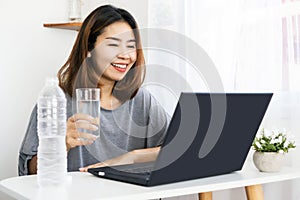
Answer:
[{"left": 1, "top": 164, "right": 300, "bottom": 200}]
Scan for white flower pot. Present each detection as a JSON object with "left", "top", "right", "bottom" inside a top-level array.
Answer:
[{"left": 253, "top": 152, "right": 285, "bottom": 172}]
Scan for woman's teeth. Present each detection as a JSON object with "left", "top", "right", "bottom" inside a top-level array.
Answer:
[{"left": 112, "top": 63, "right": 126, "bottom": 69}]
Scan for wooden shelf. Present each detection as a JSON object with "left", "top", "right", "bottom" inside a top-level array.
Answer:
[{"left": 43, "top": 22, "right": 82, "bottom": 31}]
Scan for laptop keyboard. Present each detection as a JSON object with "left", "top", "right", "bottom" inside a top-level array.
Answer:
[
  {"left": 103, "top": 162, "right": 155, "bottom": 174},
  {"left": 121, "top": 165, "right": 154, "bottom": 173}
]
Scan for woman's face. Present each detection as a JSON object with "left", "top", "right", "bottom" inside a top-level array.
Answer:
[{"left": 92, "top": 21, "right": 137, "bottom": 83}]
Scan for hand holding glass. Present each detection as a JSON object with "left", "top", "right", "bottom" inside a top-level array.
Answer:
[{"left": 76, "top": 88, "right": 100, "bottom": 140}]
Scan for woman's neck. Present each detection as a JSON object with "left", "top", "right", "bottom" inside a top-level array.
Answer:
[
  {"left": 99, "top": 83, "right": 114, "bottom": 99},
  {"left": 98, "top": 79, "right": 121, "bottom": 110}
]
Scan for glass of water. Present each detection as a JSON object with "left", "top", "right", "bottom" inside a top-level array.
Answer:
[{"left": 76, "top": 88, "right": 100, "bottom": 139}]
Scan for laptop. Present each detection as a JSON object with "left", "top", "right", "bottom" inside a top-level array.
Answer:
[{"left": 88, "top": 93, "right": 273, "bottom": 186}]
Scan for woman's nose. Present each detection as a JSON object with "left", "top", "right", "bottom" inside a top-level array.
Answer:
[{"left": 117, "top": 50, "right": 131, "bottom": 59}]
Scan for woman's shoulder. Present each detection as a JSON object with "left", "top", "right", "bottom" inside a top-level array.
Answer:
[
  {"left": 135, "top": 87, "right": 151, "bottom": 97},
  {"left": 128, "top": 87, "right": 151, "bottom": 108},
  {"left": 130, "top": 87, "right": 164, "bottom": 110},
  {"left": 133, "top": 87, "right": 156, "bottom": 103}
]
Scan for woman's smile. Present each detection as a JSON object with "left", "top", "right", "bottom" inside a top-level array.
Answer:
[{"left": 111, "top": 62, "right": 128, "bottom": 72}]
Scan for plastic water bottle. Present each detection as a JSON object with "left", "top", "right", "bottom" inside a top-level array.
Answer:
[{"left": 37, "top": 77, "right": 67, "bottom": 187}]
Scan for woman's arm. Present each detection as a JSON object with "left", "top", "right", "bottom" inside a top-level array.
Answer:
[
  {"left": 18, "top": 105, "right": 39, "bottom": 176},
  {"left": 79, "top": 146, "right": 161, "bottom": 172},
  {"left": 29, "top": 146, "right": 161, "bottom": 173},
  {"left": 28, "top": 155, "right": 37, "bottom": 174}
]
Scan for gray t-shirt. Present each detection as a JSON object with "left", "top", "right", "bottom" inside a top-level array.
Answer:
[{"left": 18, "top": 88, "right": 170, "bottom": 175}]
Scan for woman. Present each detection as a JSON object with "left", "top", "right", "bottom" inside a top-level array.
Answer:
[{"left": 18, "top": 5, "right": 169, "bottom": 175}]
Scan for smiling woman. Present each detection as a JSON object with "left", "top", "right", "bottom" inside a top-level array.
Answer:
[
  {"left": 18, "top": 5, "right": 170, "bottom": 177},
  {"left": 91, "top": 22, "right": 137, "bottom": 83}
]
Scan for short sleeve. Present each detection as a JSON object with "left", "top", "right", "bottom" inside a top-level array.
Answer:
[
  {"left": 144, "top": 90, "right": 171, "bottom": 148},
  {"left": 18, "top": 105, "right": 38, "bottom": 176}
]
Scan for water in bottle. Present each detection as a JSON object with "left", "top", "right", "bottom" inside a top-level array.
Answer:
[{"left": 37, "top": 77, "right": 67, "bottom": 187}]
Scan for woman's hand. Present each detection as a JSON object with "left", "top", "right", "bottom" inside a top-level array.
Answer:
[
  {"left": 66, "top": 113, "right": 99, "bottom": 151},
  {"left": 79, "top": 151, "right": 135, "bottom": 172},
  {"left": 79, "top": 147, "right": 161, "bottom": 172}
]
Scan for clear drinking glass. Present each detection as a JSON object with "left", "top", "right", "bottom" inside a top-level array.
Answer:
[{"left": 76, "top": 88, "right": 100, "bottom": 139}]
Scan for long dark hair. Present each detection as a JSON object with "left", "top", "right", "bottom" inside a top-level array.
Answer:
[{"left": 57, "top": 5, "right": 145, "bottom": 101}]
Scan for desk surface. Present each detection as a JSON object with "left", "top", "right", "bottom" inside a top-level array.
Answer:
[{"left": 1, "top": 164, "right": 300, "bottom": 200}]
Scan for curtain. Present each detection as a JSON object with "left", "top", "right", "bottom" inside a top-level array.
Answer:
[{"left": 148, "top": 0, "right": 300, "bottom": 199}]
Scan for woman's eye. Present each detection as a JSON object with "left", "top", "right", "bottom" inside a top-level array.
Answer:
[
  {"left": 127, "top": 45, "right": 136, "bottom": 49},
  {"left": 108, "top": 44, "right": 118, "bottom": 47}
]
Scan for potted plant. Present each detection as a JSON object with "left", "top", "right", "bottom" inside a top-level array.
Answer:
[{"left": 252, "top": 128, "right": 296, "bottom": 172}]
